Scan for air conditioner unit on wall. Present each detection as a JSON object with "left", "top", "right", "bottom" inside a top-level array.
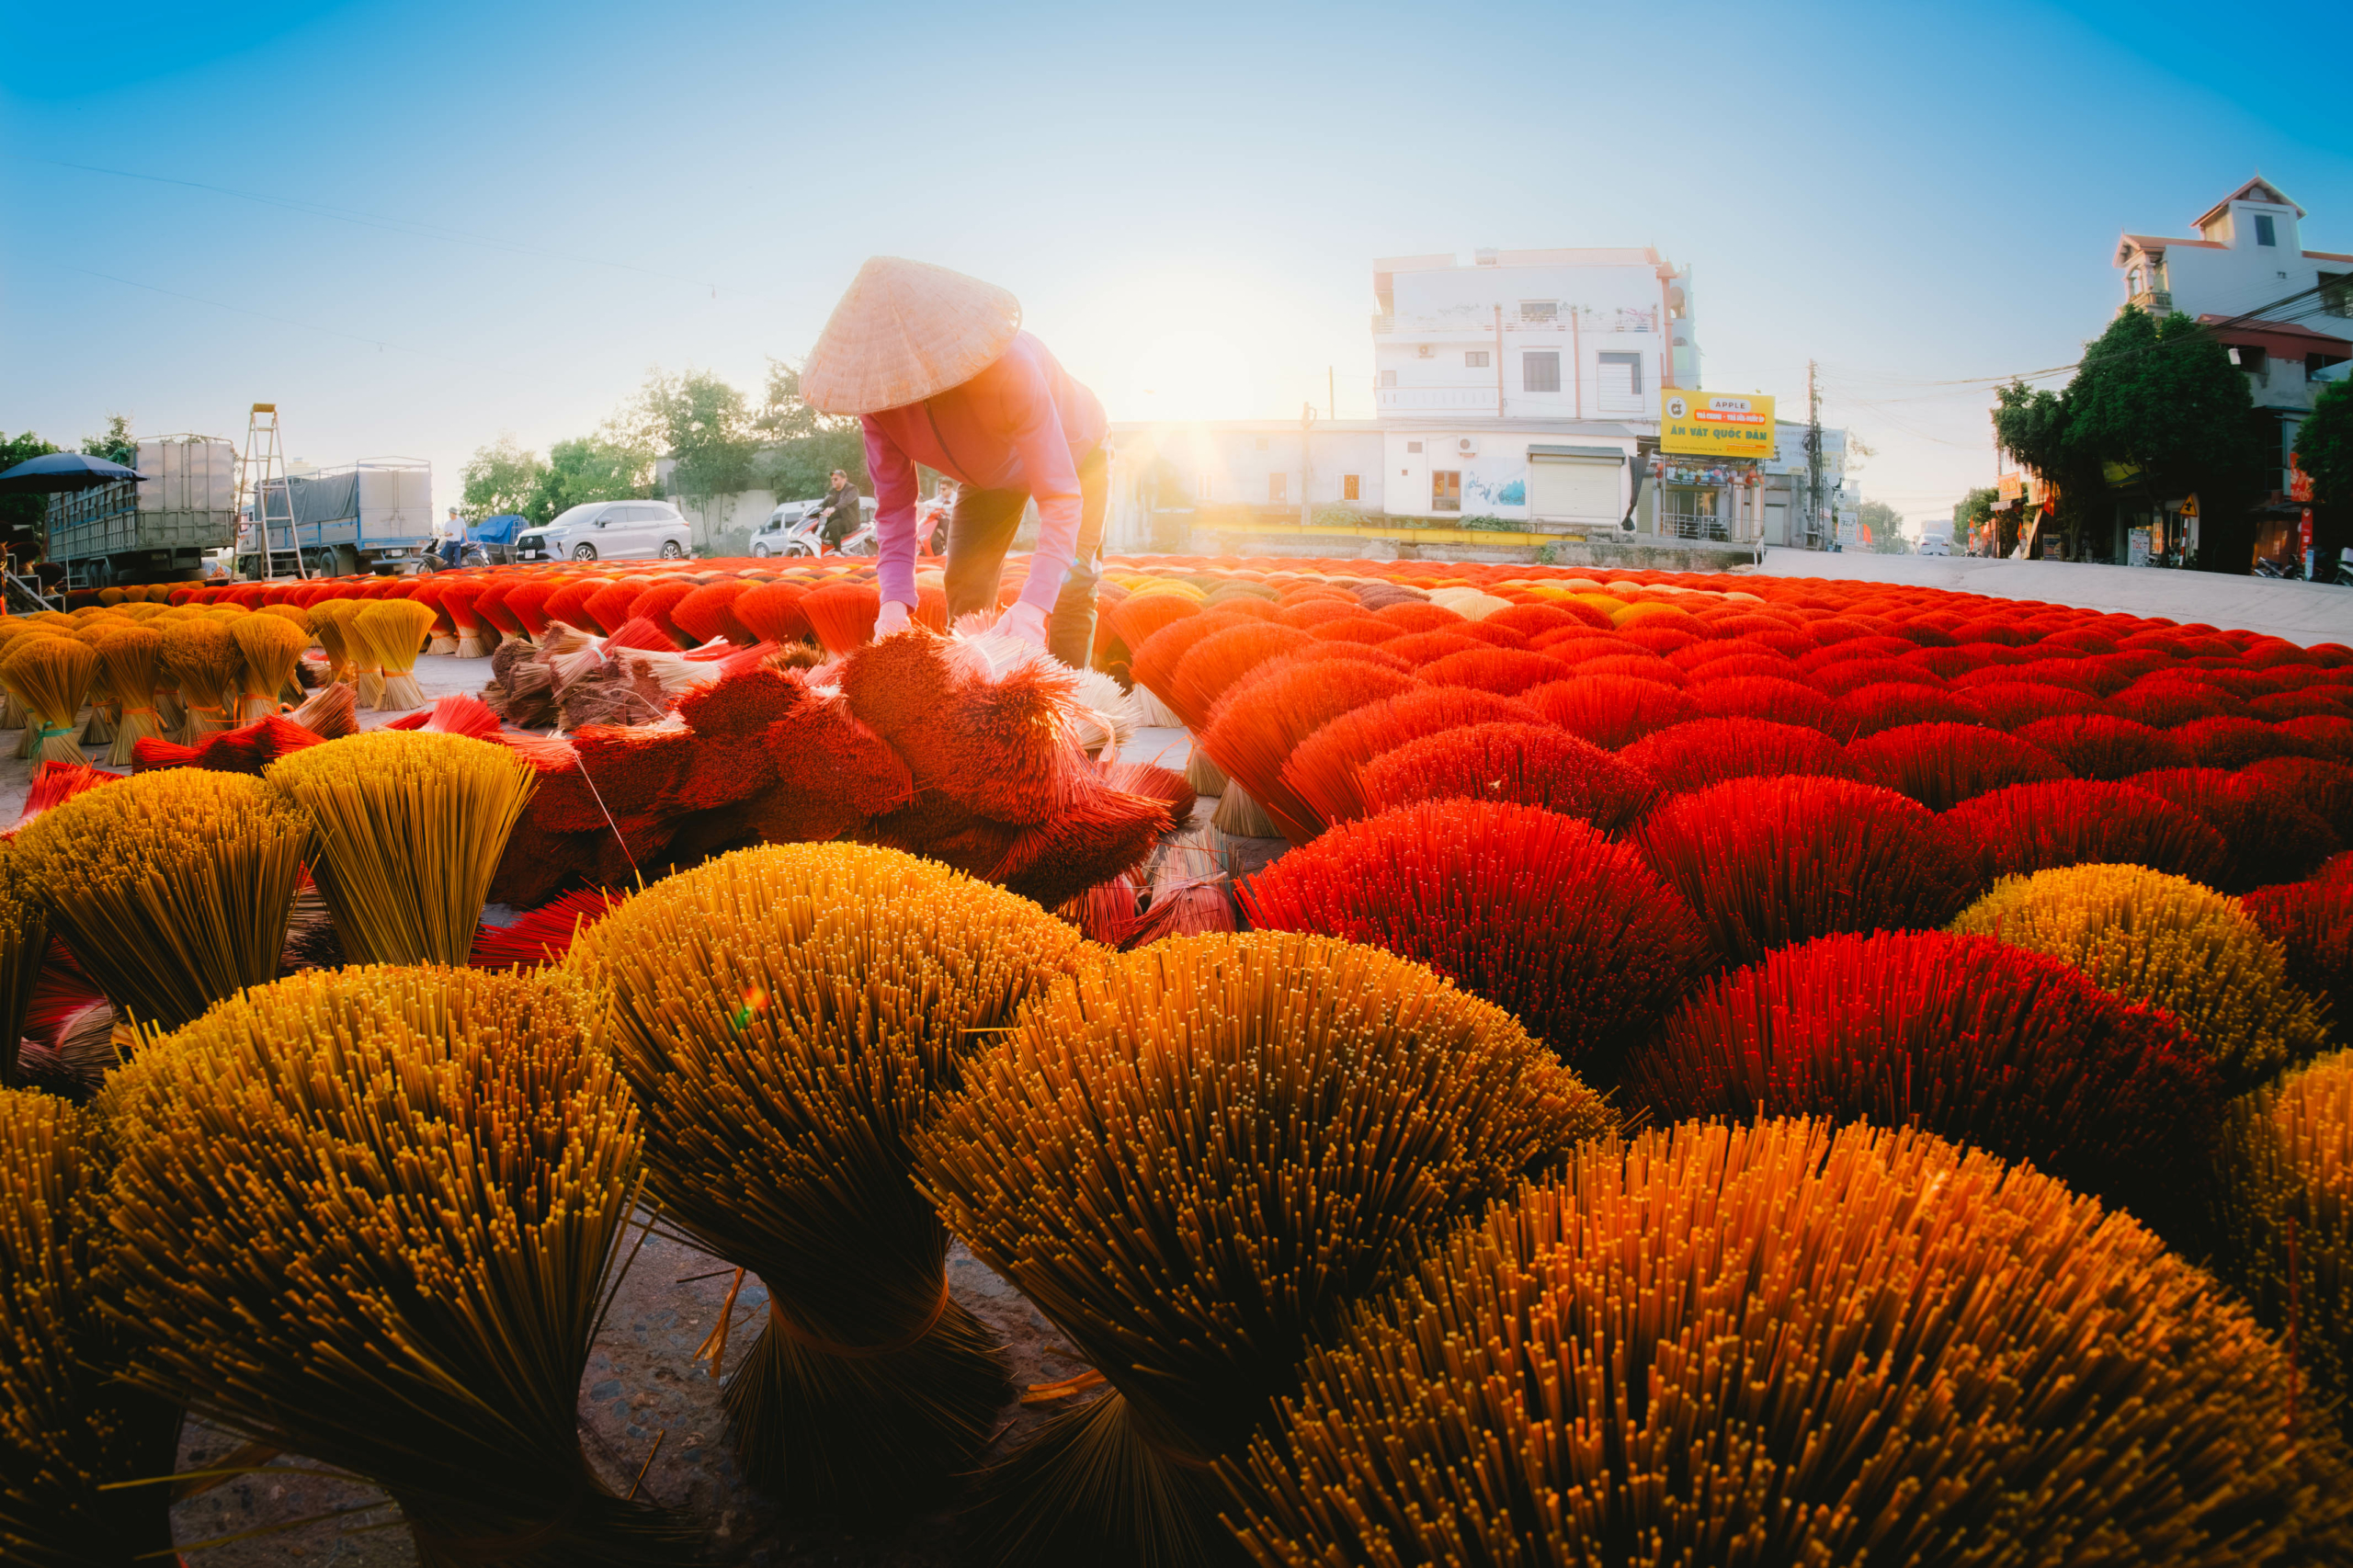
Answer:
[
  {"left": 1415, "top": 345, "right": 1434, "bottom": 358},
  {"left": 1456, "top": 437, "right": 1478, "bottom": 456}
]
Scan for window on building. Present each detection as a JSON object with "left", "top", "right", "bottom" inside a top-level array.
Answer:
[
  {"left": 1380, "top": 369, "right": 1398, "bottom": 387},
  {"left": 1523, "top": 351, "right": 1562, "bottom": 393},
  {"left": 1466, "top": 350, "right": 1490, "bottom": 368},
  {"left": 2321, "top": 272, "right": 2352, "bottom": 318},
  {"left": 2127, "top": 266, "right": 2143, "bottom": 295},
  {"left": 1519, "top": 301, "right": 1557, "bottom": 323},
  {"left": 1597, "top": 350, "right": 1644, "bottom": 401},
  {"left": 1431, "top": 471, "right": 1461, "bottom": 512},
  {"left": 1268, "top": 472, "right": 1287, "bottom": 503},
  {"left": 1343, "top": 473, "right": 1360, "bottom": 501},
  {"left": 2255, "top": 213, "right": 2278, "bottom": 246},
  {"left": 1406, "top": 441, "right": 1423, "bottom": 453},
  {"left": 2233, "top": 345, "right": 2269, "bottom": 375}
]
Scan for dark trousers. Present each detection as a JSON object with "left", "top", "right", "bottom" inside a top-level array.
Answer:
[{"left": 943, "top": 444, "right": 1108, "bottom": 670}]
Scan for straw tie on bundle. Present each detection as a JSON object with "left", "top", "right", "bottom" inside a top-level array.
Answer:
[
  {"left": 158, "top": 619, "right": 241, "bottom": 741},
  {"left": 0, "top": 1089, "right": 177, "bottom": 1566},
  {"left": 14, "top": 770, "right": 313, "bottom": 1033},
  {"left": 97, "top": 965, "right": 689, "bottom": 1568},
  {"left": 570, "top": 843, "right": 1090, "bottom": 1506},
  {"left": 228, "top": 612, "right": 311, "bottom": 724},
  {"left": 0, "top": 840, "right": 51, "bottom": 1089},
  {"left": 1229, "top": 1119, "right": 2353, "bottom": 1567},
  {"left": 93, "top": 625, "right": 168, "bottom": 767},
  {"left": 267, "top": 732, "right": 538, "bottom": 964},
  {"left": 2, "top": 638, "right": 97, "bottom": 767},
  {"left": 358, "top": 598, "right": 439, "bottom": 711},
  {"left": 915, "top": 931, "right": 1613, "bottom": 1568}
]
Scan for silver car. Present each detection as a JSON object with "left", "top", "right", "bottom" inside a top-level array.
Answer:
[{"left": 516, "top": 500, "right": 693, "bottom": 562}]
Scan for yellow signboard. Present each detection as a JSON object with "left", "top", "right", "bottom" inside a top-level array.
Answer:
[{"left": 1659, "top": 391, "right": 1776, "bottom": 458}]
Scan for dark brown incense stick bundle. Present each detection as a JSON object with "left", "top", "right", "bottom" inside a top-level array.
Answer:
[
  {"left": 267, "top": 732, "right": 537, "bottom": 964},
  {"left": 97, "top": 965, "right": 688, "bottom": 1567},
  {"left": 915, "top": 931, "right": 1613, "bottom": 1567},
  {"left": 570, "top": 843, "right": 1090, "bottom": 1506},
  {"left": 0, "top": 841, "right": 47, "bottom": 1089},
  {"left": 0, "top": 1088, "right": 177, "bottom": 1566},
  {"left": 13, "top": 770, "right": 313, "bottom": 1033}
]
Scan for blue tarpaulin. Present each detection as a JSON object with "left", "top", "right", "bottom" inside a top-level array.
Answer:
[{"left": 473, "top": 513, "right": 525, "bottom": 544}]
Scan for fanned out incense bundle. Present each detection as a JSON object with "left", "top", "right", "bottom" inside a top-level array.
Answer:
[
  {"left": 97, "top": 965, "right": 689, "bottom": 1568},
  {"left": 571, "top": 844, "right": 1089, "bottom": 1506},
  {"left": 286, "top": 678, "right": 358, "bottom": 739},
  {"left": 228, "top": 611, "right": 310, "bottom": 723},
  {"left": 14, "top": 770, "right": 313, "bottom": 1032},
  {"left": 357, "top": 598, "right": 438, "bottom": 711},
  {"left": 2213, "top": 1050, "right": 2353, "bottom": 1441},
  {"left": 0, "top": 1089, "right": 177, "bottom": 1566},
  {"left": 267, "top": 732, "right": 538, "bottom": 964},
  {"left": 158, "top": 619, "right": 240, "bottom": 740},
  {"left": 310, "top": 597, "right": 359, "bottom": 688},
  {"left": 1951, "top": 862, "right": 2332, "bottom": 1091},
  {"left": 0, "top": 842, "right": 48, "bottom": 1089},
  {"left": 1229, "top": 1119, "right": 2353, "bottom": 1567},
  {"left": 2, "top": 638, "right": 97, "bottom": 766},
  {"left": 915, "top": 932, "right": 1613, "bottom": 1568},
  {"left": 93, "top": 625, "right": 168, "bottom": 767}
]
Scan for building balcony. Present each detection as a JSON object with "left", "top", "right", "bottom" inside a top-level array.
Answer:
[
  {"left": 2129, "top": 289, "right": 2175, "bottom": 316},
  {"left": 1373, "top": 308, "right": 1660, "bottom": 337}
]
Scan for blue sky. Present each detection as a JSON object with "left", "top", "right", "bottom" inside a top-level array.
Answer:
[{"left": 5, "top": 0, "right": 2347, "bottom": 528}]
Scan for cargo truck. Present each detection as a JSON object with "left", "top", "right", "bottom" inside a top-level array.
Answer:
[
  {"left": 45, "top": 434, "right": 238, "bottom": 589},
  {"left": 241, "top": 459, "right": 436, "bottom": 577}
]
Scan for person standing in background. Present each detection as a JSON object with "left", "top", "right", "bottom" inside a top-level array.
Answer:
[{"left": 799, "top": 256, "right": 1107, "bottom": 665}]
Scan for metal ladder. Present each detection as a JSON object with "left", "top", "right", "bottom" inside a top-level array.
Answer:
[{"left": 237, "top": 403, "right": 310, "bottom": 580}]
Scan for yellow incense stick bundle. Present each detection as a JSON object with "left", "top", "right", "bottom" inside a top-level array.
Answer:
[
  {"left": 94, "top": 626, "right": 168, "bottom": 767},
  {"left": 310, "top": 599, "right": 357, "bottom": 687},
  {"left": 158, "top": 619, "right": 240, "bottom": 740},
  {"left": 228, "top": 613, "right": 310, "bottom": 724},
  {"left": 0, "top": 1088, "right": 177, "bottom": 1566},
  {"left": 356, "top": 598, "right": 438, "bottom": 711},
  {"left": 96, "top": 965, "right": 689, "bottom": 1567},
  {"left": 15, "top": 769, "right": 314, "bottom": 1033},
  {"left": 2, "top": 637, "right": 97, "bottom": 767},
  {"left": 67, "top": 627, "right": 116, "bottom": 748},
  {"left": 266, "top": 731, "right": 538, "bottom": 964}
]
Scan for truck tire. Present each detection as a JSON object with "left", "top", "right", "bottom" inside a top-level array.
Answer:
[{"left": 573, "top": 543, "right": 597, "bottom": 562}]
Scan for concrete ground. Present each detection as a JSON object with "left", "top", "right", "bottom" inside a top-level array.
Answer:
[{"left": 1748, "top": 549, "right": 2353, "bottom": 649}]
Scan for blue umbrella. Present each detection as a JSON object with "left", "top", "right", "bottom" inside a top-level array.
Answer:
[{"left": 0, "top": 452, "right": 152, "bottom": 494}]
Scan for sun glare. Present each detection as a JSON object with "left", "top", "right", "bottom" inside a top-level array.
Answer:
[{"left": 1126, "top": 330, "right": 1255, "bottom": 423}]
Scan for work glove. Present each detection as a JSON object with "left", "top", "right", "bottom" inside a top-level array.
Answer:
[
  {"left": 998, "top": 600, "right": 1050, "bottom": 651},
  {"left": 873, "top": 599, "right": 913, "bottom": 640}
]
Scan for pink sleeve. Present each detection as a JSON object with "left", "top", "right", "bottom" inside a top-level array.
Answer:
[
  {"left": 864, "top": 417, "right": 921, "bottom": 609},
  {"left": 995, "top": 358, "right": 1084, "bottom": 616}
]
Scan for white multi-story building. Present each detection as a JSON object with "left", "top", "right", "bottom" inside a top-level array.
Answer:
[
  {"left": 1372, "top": 248, "right": 1696, "bottom": 420},
  {"left": 2114, "top": 177, "right": 2353, "bottom": 498}
]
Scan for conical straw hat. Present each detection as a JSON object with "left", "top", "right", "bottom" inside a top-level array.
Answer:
[{"left": 800, "top": 258, "right": 1023, "bottom": 415}]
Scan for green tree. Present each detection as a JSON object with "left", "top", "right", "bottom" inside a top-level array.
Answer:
[
  {"left": 1995, "top": 307, "right": 2267, "bottom": 571},
  {"left": 2298, "top": 379, "right": 2353, "bottom": 571},
  {"left": 1952, "top": 486, "right": 1997, "bottom": 532},
  {"left": 460, "top": 435, "right": 551, "bottom": 520},
  {"left": 750, "top": 358, "right": 870, "bottom": 502},
  {"left": 0, "top": 431, "right": 61, "bottom": 560},
  {"left": 613, "top": 368, "right": 757, "bottom": 502},
  {"left": 79, "top": 414, "right": 136, "bottom": 467},
  {"left": 525, "top": 437, "right": 654, "bottom": 522},
  {"left": 1857, "top": 498, "right": 1908, "bottom": 552}
]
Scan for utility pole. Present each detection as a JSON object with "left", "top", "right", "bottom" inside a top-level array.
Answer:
[{"left": 1804, "top": 358, "right": 1824, "bottom": 551}]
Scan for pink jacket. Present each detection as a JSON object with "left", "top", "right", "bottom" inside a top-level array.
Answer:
[{"left": 861, "top": 332, "right": 1107, "bottom": 614}]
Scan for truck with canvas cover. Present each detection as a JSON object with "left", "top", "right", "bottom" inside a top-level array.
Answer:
[
  {"left": 45, "top": 434, "right": 238, "bottom": 588},
  {"left": 243, "top": 459, "right": 435, "bottom": 576}
]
